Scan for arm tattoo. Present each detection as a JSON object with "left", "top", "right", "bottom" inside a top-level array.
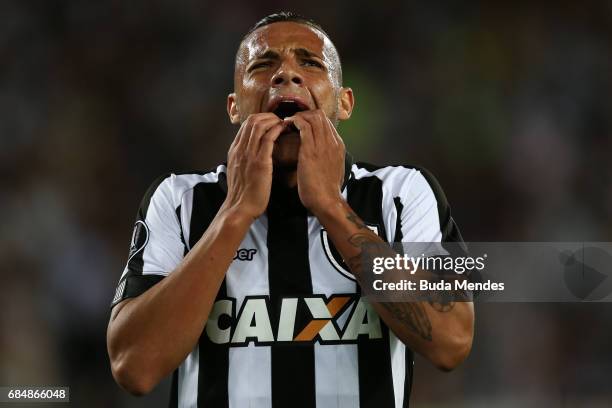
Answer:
[
  {"left": 346, "top": 230, "right": 436, "bottom": 341},
  {"left": 429, "top": 299, "right": 456, "bottom": 313},
  {"left": 347, "top": 232, "right": 380, "bottom": 276},
  {"left": 348, "top": 232, "right": 375, "bottom": 247},
  {"left": 346, "top": 211, "right": 368, "bottom": 229},
  {"left": 380, "top": 302, "right": 433, "bottom": 341},
  {"left": 427, "top": 279, "right": 457, "bottom": 312},
  {"left": 343, "top": 211, "right": 458, "bottom": 340}
]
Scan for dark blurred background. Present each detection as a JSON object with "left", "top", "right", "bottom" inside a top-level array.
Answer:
[{"left": 1, "top": 1, "right": 611, "bottom": 407}]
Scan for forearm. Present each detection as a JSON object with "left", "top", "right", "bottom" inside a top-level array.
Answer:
[
  {"left": 372, "top": 295, "right": 473, "bottom": 371},
  {"left": 314, "top": 198, "right": 474, "bottom": 370},
  {"left": 107, "top": 204, "right": 252, "bottom": 394}
]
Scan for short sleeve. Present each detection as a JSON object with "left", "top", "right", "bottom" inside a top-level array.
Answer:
[
  {"left": 398, "top": 167, "right": 466, "bottom": 249},
  {"left": 111, "top": 175, "right": 186, "bottom": 308},
  {"left": 400, "top": 168, "right": 481, "bottom": 299}
]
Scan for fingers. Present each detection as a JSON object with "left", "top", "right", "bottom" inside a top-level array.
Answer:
[
  {"left": 284, "top": 113, "right": 315, "bottom": 151},
  {"left": 257, "top": 122, "right": 285, "bottom": 161},
  {"left": 285, "top": 110, "right": 342, "bottom": 152},
  {"left": 229, "top": 119, "right": 250, "bottom": 153},
  {"left": 231, "top": 110, "right": 345, "bottom": 165},
  {"left": 325, "top": 116, "right": 345, "bottom": 149},
  {"left": 228, "top": 113, "right": 281, "bottom": 158},
  {"left": 246, "top": 114, "right": 284, "bottom": 157}
]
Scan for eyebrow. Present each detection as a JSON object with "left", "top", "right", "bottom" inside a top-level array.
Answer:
[
  {"left": 254, "top": 50, "right": 280, "bottom": 60},
  {"left": 252, "top": 48, "right": 324, "bottom": 61},
  {"left": 294, "top": 48, "right": 323, "bottom": 60}
]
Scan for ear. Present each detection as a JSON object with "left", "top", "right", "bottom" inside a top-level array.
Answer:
[
  {"left": 337, "top": 87, "right": 354, "bottom": 121},
  {"left": 227, "top": 93, "right": 240, "bottom": 124}
]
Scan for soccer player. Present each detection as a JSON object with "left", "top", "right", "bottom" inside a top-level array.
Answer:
[{"left": 107, "top": 12, "right": 474, "bottom": 407}]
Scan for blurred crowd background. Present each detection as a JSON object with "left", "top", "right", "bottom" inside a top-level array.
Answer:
[{"left": 1, "top": 1, "right": 611, "bottom": 407}]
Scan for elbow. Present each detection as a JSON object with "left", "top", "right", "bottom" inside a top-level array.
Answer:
[
  {"left": 108, "top": 331, "right": 157, "bottom": 396},
  {"left": 110, "top": 355, "right": 157, "bottom": 396},
  {"left": 107, "top": 299, "right": 158, "bottom": 396},
  {"left": 430, "top": 332, "right": 473, "bottom": 372}
]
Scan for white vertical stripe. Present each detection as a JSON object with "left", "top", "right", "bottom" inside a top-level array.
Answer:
[
  {"left": 228, "top": 345, "right": 272, "bottom": 408},
  {"left": 389, "top": 332, "right": 406, "bottom": 408},
  {"left": 351, "top": 164, "right": 421, "bottom": 244},
  {"left": 178, "top": 346, "right": 199, "bottom": 408},
  {"left": 355, "top": 164, "right": 408, "bottom": 406},
  {"left": 227, "top": 216, "right": 272, "bottom": 408},
  {"left": 308, "top": 217, "right": 358, "bottom": 296},
  {"left": 399, "top": 172, "right": 442, "bottom": 243},
  {"left": 335, "top": 344, "right": 360, "bottom": 408},
  {"left": 308, "top": 217, "right": 360, "bottom": 407},
  {"left": 140, "top": 182, "right": 183, "bottom": 276},
  {"left": 315, "top": 344, "right": 360, "bottom": 408},
  {"left": 386, "top": 199, "right": 399, "bottom": 243}
]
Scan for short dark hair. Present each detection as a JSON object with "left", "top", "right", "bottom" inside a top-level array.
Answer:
[
  {"left": 236, "top": 11, "right": 343, "bottom": 86},
  {"left": 244, "top": 11, "right": 331, "bottom": 42}
]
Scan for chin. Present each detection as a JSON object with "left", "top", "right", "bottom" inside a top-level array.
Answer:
[{"left": 272, "top": 131, "right": 300, "bottom": 169}]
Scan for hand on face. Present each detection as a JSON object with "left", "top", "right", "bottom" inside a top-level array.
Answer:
[
  {"left": 283, "top": 109, "right": 346, "bottom": 215},
  {"left": 225, "top": 22, "right": 353, "bottom": 218},
  {"left": 224, "top": 112, "right": 290, "bottom": 220}
]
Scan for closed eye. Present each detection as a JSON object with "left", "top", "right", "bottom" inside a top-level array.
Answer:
[
  {"left": 248, "top": 61, "right": 272, "bottom": 72},
  {"left": 302, "top": 59, "right": 323, "bottom": 68}
]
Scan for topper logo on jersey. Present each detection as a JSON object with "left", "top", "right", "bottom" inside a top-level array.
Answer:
[
  {"left": 233, "top": 248, "right": 257, "bottom": 261},
  {"left": 205, "top": 294, "right": 383, "bottom": 346}
]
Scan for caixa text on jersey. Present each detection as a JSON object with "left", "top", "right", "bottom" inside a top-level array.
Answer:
[{"left": 205, "top": 294, "right": 384, "bottom": 346}]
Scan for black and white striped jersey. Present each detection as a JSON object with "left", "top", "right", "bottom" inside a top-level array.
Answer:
[{"left": 111, "top": 155, "right": 464, "bottom": 408}]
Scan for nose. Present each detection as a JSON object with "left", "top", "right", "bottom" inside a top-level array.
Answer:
[{"left": 271, "top": 62, "right": 303, "bottom": 87}]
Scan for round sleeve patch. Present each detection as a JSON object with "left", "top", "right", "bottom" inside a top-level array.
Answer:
[{"left": 127, "top": 220, "right": 150, "bottom": 262}]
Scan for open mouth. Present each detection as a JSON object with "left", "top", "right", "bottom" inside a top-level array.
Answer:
[{"left": 272, "top": 100, "right": 308, "bottom": 119}]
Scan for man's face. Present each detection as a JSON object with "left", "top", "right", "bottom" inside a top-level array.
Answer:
[{"left": 228, "top": 21, "right": 352, "bottom": 168}]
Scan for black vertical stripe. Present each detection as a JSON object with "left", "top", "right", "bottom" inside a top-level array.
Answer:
[
  {"left": 267, "top": 184, "right": 316, "bottom": 408},
  {"left": 188, "top": 181, "right": 229, "bottom": 408},
  {"left": 393, "top": 195, "right": 414, "bottom": 408},
  {"left": 346, "top": 174, "right": 388, "bottom": 240},
  {"left": 175, "top": 205, "right": 188, "bottom": 257},
  {"left": 347, "top": 175, "right": 395, "bottom": 408},
  {"left": 393, "top": 196, "right": 404, "bottom": 243},
  {"left": 403, "top": 349, "right": 414, "bottom": 408},
  {"left": 168, "top": 369, "right": 178, "bottom": 408}
]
